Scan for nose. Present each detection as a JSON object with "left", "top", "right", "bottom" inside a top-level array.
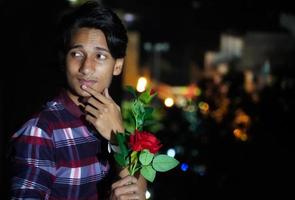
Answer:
[{"left": 79, "top": 56, "right": 95, "bottom": 76}]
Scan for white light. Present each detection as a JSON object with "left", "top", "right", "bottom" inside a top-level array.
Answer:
[
  {"left": 136, "top": 77, "right": 147, "bottom": 92},
  {"left": 154, "top": 42, "right": 170, "bottom": 52},
  {"left": 175, "top": 95, "right": 187, "bottom": 107},
  {"left": 145, "top": 190, "right": 151, "bottom": 199},
  {"left": 167, "top": 148, "right": 176, "bottom": 157},
  {"left": 124, "top": 13, "right": 135, "bottom": 22},
  {"left": 144, "top": 42, "right": 152, "bottom": 51},
  {"left": 164, "top": 97, "right": 174, "bottom": 107},
  {"left": 67, "top": 0, "right": 78, "bottom": 4}
]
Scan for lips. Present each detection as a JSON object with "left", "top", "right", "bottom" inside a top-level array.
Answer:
[{"left": 79, "top": 79, "right": 97, "bottom": 87}]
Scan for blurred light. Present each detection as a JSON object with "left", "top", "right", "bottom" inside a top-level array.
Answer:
[
  {"left": 164, "top": 97, "right": 174, "bottom": 107},
  {"left": 175, "top": 145, "right": 184, "bottom": 155},
  {"left": 145, "top": 190, "right": 151, "bottom": 199},
  {"left": 143, "top": 42, "right": 170, "bottom": 52},
  {"left": 167, "top": 148, "right": 176, "bottom": 158},
  {"left": 196, "top": 87, "right": 202, "bottom": 96},
  {"left": 191, "top": 149, "right": 199, "bottom": 157},
  {"left": 175, "top": 95, "right": 187, "bottom": 107},
  {"left": 192, "top": 0, "right": 201, "bottom": 9},
  {"left": 217, "top": 63, "right": 229, "bottom": 75},
  {"left": 262, "top": 60, "right": 271, "bottom": 74},
  {"left": 172, "top": 86, "right": 187, "bottom": 95},
  {"left": 180, "top": 163, "right": 189, "bottom": 171},
  {"left": 235, "top": 112, "right": 250, "bottom": 125},
  {"left": 193, "top": 165, "right": 207, "bottom": 176},
  {"left": 123, "top": 13, "right": 135, "bottom": 23},
  {"left": 68, "top": 0, "right": 83, "bottom": 6},
  {"left": 240, "top": 134, "right": 248, "bottom": 141},
  {"left": 143, "top": 42, "right": 152, "bottom": 51},
  {"left": 136, "top": 77, "right": 147, "bottom": 92},
  {"left": 233, "top": 128, "right": 242, "bottom": 138},
  {"left": 154, "top": 42, "right": 170, "bottom": 52},
  {"left": 184, "top": 104, "right": 196, "bottom": 112},
  {"left": 233, "top": 128, "right": 248, "bottom": 141},
  {"left": 67, "top": 0, "right": 79, "bottom": 5},
  {"left": 198, "top": 101, "right": 209, "bottom": 112}
]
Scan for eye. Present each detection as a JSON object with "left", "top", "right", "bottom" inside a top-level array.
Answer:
[
  {"left": 97, "top": 53, "right": 106, "bottom": 60},
  {"left": 70, "top": 51, "right": 84, "bottom": 59}
]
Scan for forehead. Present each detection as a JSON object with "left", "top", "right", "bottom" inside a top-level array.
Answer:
[{"left": 71, "top": 28, "right": 108, "bottom": 48}]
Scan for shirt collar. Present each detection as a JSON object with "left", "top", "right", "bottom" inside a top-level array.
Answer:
[{"left": 56, "top": 89, "right": 84, "bottom": 118}]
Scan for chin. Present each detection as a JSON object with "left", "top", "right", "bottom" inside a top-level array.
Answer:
[
  {"left": 68, "top": 86, "right": 89, "bottom": 98},
  {"left": 79, "top": 89, "right": 91, "bottom": 97}
]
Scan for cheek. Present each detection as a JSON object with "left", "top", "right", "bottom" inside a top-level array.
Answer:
[
  {"left": 65, "top": 67, "right": 75, "bottom": 81},
  {"left": 98, "top": 71, "right": 112, "bottom": 83},
  {"left": 65, "top": 60, "right": 79, "bottom": 75},
  {"left": 94, "top": 68, "right": 114, "bottom": 87},
  {"left": 65, "top": 64, "right": 79, "bottom": 86}
]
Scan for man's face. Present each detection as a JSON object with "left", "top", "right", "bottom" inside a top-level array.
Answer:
[{"left": 65, "top": 28, "right": 123, "bottom": 103}]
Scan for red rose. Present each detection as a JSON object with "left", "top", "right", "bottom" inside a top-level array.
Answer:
[{"left": 129, "top": 130, "right": 162, "bottom": 154}]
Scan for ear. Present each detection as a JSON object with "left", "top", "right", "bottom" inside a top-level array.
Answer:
[{"left": 113, "top": 58, "right": 124, "bottom": 76}]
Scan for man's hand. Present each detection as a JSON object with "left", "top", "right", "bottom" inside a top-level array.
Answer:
[
  {"left": 110, "top": 175, "right": 146, "bottom": 200},
  {"left": 81, "top": 85, "right": 124, "bottom": 140}
]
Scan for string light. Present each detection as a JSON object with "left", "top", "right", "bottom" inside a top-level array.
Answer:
[
  {"left": 180, "top": 163, "right": 189, "bottom": 171},
  {"left": 164, "top": 98, "right": 174, "bottom": 107},
  {"left": 145, "top": 190, "right": 151, "bottom": 199},
  {"left": 167, "top": 148, "right": 176, "bottom": 158},
  {"left": 136, "top": 77, "right": 147, "bottom": 92}
]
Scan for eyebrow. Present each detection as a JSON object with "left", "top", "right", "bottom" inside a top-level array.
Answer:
[{"left": 69, "top": 44, "right": 110, "bottom": 53}]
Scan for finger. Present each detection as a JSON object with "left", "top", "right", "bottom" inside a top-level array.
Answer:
[
  {"left": 113, "top": 185, "right": 140, "bottom": 199},
  {"left": 84, "top": 105, "right": 101, "bottom": 118},
  {"left": 85, "top": 114, "right": 97, "bottom": 125},
  {"left": 87, "top": 97, "right": 106, "bottom": 111},
  {"left": 112, "top": 176, "right": 137, "bottom": 190},
  {"left": 81, "top": 85, "right": 109, "bottom": 104}
]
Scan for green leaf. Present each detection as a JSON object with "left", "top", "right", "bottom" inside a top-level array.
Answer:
[
  {"left": 139, "top": 87, "right": 157, "bottom": 105},
  {"left": 138, "top": 90, "right": 150, "bottom": 104},
  {"left": 114, "top": 153, "right": 127, "bottom": 167},
  {"left": 125, "top": 123, "right": 135, "bottom": 134},
  {"left": 136, "top": 119, "right": 144, "bottom": 130},
  {"left": 140, "top": 165, "right": 156, "bottom": 182},
  {"left": 132, "top": 100, "right": 146, "bottom": 130},
  {"left": 131, "top": 100, "right": 141, "bottom": 117},
  {"left": 121, "top": 101, "right": 136, "bottom": 133},
  {"left": 115, "top": 133, "right": 129, "bottom": 157},
  {"left": 125, "top": 85, "right": 137, "bottom": 97},
  {"left": 139, "top": 150, "right": 154, "bottom": 165},
  {"left": 143, "top": 120, "right": 157, "bottom": 127},
  {"left": 133, "top": 100, "right": 145, "bottom": 116},
  {"left": 144, "top": 107, "right": 154, "bottom": 118},
  {"left": 152, "top": 154, "right": 179, "bottom": 172}
]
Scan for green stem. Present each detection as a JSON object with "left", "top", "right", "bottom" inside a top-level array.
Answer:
[
  {"left": 130, "top": 157, "right": 138, "bottom": 176},
  {"left": 128, "top": 158, "right": 133, "bottom": 175}
]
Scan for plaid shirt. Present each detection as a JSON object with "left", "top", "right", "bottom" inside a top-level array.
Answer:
[{"left": 10, "top": 90, "right": 110, "bottom": 200}]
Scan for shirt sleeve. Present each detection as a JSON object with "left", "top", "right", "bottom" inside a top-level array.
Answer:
[{"left": 10, "top": 122, "right": 56, "bottom": 199}]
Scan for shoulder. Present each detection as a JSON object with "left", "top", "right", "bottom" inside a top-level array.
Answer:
[{"left": 11, "top": 100, "right": 67, "bottom": 140}]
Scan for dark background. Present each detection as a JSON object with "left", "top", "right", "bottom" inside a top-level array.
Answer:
[{"left": 1, "top": 0, "right": 295, "bottom": 199}]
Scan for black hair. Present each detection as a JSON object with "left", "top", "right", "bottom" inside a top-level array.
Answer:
[{"left": 57, "top": 1, "right": 128, "bottom": 64}]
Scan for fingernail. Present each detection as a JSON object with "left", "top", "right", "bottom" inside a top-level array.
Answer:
[{"left": 81, "top": 84, "right": 87, "bottom": 89}]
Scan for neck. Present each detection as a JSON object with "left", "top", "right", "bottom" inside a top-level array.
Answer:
[{"left": 66, "top": 89, "right": 82, "bottom": 106}]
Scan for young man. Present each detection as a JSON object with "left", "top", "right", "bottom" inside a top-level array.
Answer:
[{"left": 10, "top": 1, "right": 146, "bottom": 199}]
